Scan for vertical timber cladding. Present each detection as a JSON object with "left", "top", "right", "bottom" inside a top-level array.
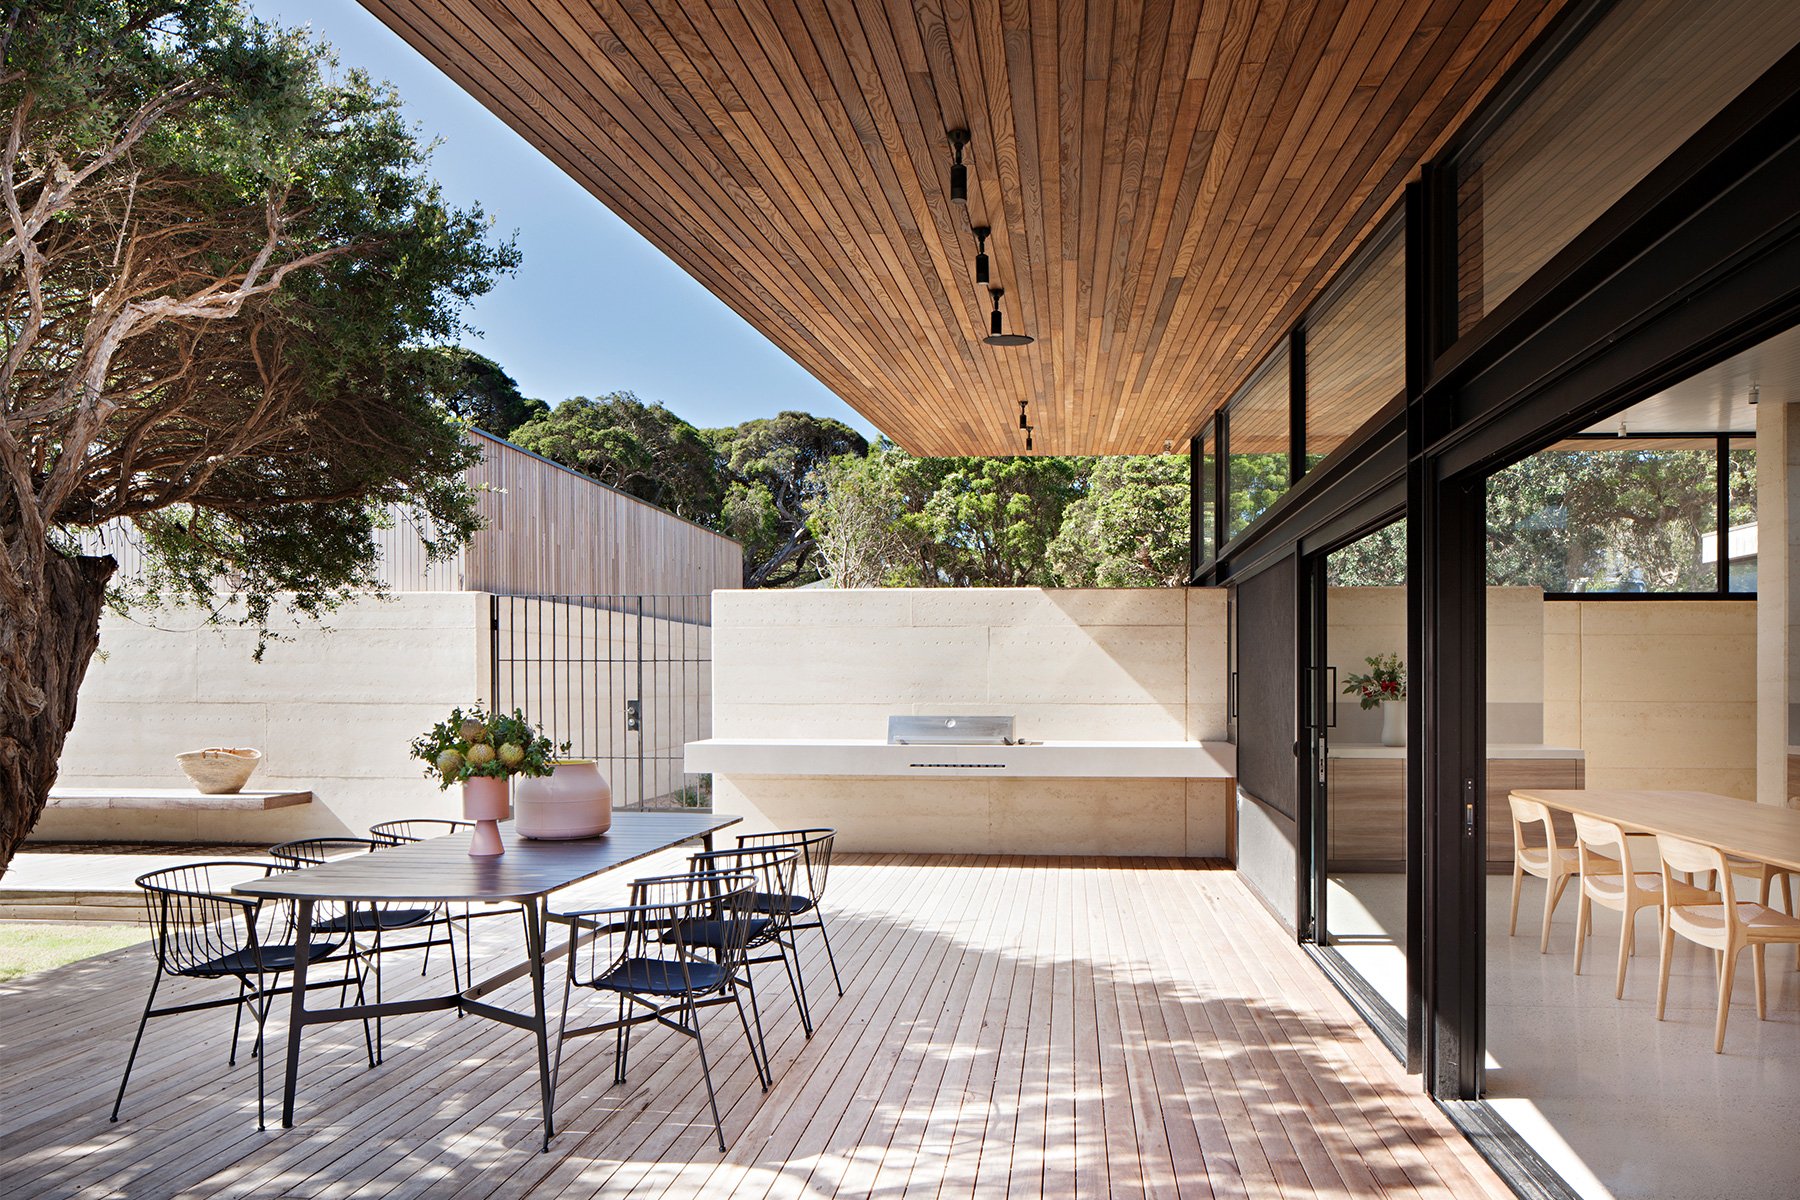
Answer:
[{"left": 1232, "top": 554, "right": 1303, "bottom": 931}]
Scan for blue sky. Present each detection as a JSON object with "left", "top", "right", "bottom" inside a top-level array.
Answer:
[{"left": 249, "top": 0, "right": 880, "bottom": 440}]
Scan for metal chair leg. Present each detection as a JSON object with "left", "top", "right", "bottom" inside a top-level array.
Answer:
[
  {"left": 776, "top": 934, "right": 814, "bottom": 1036},
  {"left": 552, "top": 937, "right": 579, "bottom": 1092},
  {"left": 814, "top": 911, "right": 845, "bottom": 997},
  {"left": 688, "top": 998, "right": 728, "bottom": 1152},
  {"left": 618, "top": 997, "right": 637, "bottom": 1082},
  {"left": 229, "top": 976, "right": 251, "bottom": 1064},
  {"left": 251, "top": 976, "right": 273, "bottom": 1130},
  {"left": 111, "top": 967, "right": 164, "bottom": 1122},
  {"left": 732, "top": 978, "right": 770, "bottom": 1090}
]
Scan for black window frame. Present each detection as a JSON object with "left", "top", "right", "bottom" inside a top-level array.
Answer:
[{"left": 1493, "top": 431, "right": 1756, "bottom": 599}]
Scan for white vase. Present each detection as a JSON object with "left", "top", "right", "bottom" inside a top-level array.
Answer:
[
  {"left": 1380, "top": 699, "right": 1407, "bottom": 747},
  {"left": 514, "top": 760, "right": 612, "bottom": 839}
]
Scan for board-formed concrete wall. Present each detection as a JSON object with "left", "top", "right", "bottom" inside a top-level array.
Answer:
[
  {"left": 40, "top": 593, "right": 490, "bottom": 842},
  {"left": 707, "top": 587, "right": 1232, "bottom": 857},
  {"left": 1326, "top": 586, "right": 1546, "bottom": 744},
  {"left": 1544, "top": 599, "right": 1757, "bottom": 798}
]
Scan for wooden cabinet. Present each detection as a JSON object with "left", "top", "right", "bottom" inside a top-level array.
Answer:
[{"left": 1325, "top": 751, "right": 1584, "bottom": 872}]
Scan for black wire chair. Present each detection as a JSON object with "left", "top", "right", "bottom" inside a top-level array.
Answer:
[
  {"left": 269, "top": 837, "right": 462, "bottom": 1059},
  {"left": 734, "top": 829, "right": 844, "bottom": 999},
  {"left": 367, "top": 819, "right": 519, "bottom": 976},
  {"left": 367, "top": 818, "right": 472, "bottom": 846},
  {"left": 112, "top": 861, "right": 366, "bottom": 1129},
  {"left": 684, "top": 846, "right": 813, "bottom": 1037},
  {"left": 554, "top": 870, "right": 768, "bottom": 1151}
]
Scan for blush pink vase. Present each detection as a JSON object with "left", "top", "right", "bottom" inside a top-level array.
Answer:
[
  {"left": 462, "top": 775, "right": 510, "bottom": 857},
  {"left": 514, "top": 761, "right": 612, "bottom": 840}
]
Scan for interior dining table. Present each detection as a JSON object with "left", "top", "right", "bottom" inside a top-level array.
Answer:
[
  {"left": 1509, "top": 788, "right": 1800, "bottom": 874},
  {"left": 234, "top": 810, "right": 741, "bottom": 1150}
]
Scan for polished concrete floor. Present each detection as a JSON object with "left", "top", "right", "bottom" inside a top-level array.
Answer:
[{"left": 1327, "top": 872, "right": 1800, "bottom": 1200}]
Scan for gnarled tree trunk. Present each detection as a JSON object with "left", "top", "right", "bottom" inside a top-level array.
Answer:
[{"left": 0, "top": 554, "right": 115, "bottom": 874}]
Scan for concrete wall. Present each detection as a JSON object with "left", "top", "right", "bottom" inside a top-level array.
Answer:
[
  {"left": 708, "top": 587, "right": 1232, "bottom": 857},
  {"left": 1755, "top": 398, "right": 1799, "bottom": 806},
  {"left": 1327, "top": 586, "right": 1545, "bottom": 744},
  {"left": 1543, "top": 600, "right": 1757, "bottom": 798},
  {"left": 43, "top": 593, "right": 489, "bottom": 842}
]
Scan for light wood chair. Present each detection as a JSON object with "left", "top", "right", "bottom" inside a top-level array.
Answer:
[
  {"left": 1571, "top": 814, "right": 1713, "bottom": 998},
  {"left": 1509, "top": 795, "right": 1617, "bottom": 953},
  {"left": 1654, "top": 834, "right": 1800, "bottom": 1053}
]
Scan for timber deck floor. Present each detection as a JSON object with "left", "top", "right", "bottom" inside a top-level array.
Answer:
[{"left": 0, "top": 853, "right": 1509, "bottom": 1199}]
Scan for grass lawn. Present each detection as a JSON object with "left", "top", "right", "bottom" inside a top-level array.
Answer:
[{"left": 0, "top": 922, "right": 149, "bottom": 983}]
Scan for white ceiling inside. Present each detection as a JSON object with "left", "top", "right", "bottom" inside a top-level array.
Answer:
[{"left": 1582, "top": 323, "right": 1800, "bottom": 435}]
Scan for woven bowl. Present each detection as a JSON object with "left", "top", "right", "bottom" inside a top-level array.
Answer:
[{"left": 176, "top": 747, "right": 263, "bottom": 795}]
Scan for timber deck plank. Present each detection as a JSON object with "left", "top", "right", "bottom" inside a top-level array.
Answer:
[{"left": 0, "top": 853, "right": 1510, "bottom": 1198}]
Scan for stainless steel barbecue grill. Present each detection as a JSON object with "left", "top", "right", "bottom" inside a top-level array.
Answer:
[{"left": 886, "top": 715, "right": 1017, "bottom": 746}]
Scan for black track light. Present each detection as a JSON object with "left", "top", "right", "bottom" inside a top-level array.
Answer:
[
  {"left": 983, "top": 287, "right": 1034, "bottom": 347},
  {"left": 948, "top": 129, "right": 970, "bottom": 202},
  {"left": 1024, "top": 425, "right": 1034, "bottom": 453},
  {"left": 973, "top": 225, "right": 990, "bottom": 284},
  {"left": 1018, "top": 399, "right": 1029, "bottom": 430}
]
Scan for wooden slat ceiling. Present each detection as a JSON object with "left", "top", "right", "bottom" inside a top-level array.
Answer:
[{"left": 360, "top": 0, "right": 1568, "bottom": 455}]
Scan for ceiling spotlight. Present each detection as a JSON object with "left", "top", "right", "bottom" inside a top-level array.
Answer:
[
  {"left": 948, "top": 129, "right": 970, "bottom": 202},
  {"left": 1163, "top": 438, "right": 1174, "bottom": 453},
  {"left": 1024, "top": 424, "right": 1035, "bottom": 453},
  {"left": 983, "top": 287, "right": 1034, "bottom": 346},
  {"left": 973, "top": 225, "right": 991, "bottom": 284},
  {"left": 1749, "top": 382, "right": 1760, "bottom": 406},
  {"left": 1018, "top": 399, "right": 1029, "bottom": 430}
]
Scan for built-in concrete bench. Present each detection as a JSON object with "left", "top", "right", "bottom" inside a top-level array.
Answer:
[{"left": 47, "top": 787, "right": 313, "bottom": 811}]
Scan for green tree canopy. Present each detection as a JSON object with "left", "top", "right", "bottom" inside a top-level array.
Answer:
[
  {"left": 509, "top": 391, "right": 724, "bottom": 526},
  {"left": 1049, "top": 455, "right": 1191, "bottom": 587},
  {"left": 709, "top": 412, "right": 867, "bottom": 587},
  {"left": 0, "top": 0, "right": 517, "bottom": 867},
  {"left": 810, "top": 449, "right": 1083, "bottom": 587},
  {"left": 425, "top": 347, "right": 548, "bottom": 441}
]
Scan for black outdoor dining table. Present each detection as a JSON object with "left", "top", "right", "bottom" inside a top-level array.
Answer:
[{"left": 234, "top": 810, "right": 740, "bottom": 1149}]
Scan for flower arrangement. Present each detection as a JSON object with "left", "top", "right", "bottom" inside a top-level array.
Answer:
[
  {"left": 410, "top": 704, "right": 567, "bottom": 789},
  {"left": 1342, "top": 653, "right": 1406, "bottom": 709}
]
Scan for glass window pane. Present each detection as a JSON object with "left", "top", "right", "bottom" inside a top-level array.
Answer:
[
  {"left": 1306, "top": 224, "right": 1403, "bottom": 462},
  {"left": 1486, "top": 441, "right": 1718, "bottom": 592},
  {"left": 1727, "top": 439, "right": 1756, "bottom": 592},
  {"left": 1454, "top": 0, "right": 1800, "bottom": 335},
  {"left": 1226, "top": 355, "right": 1290, "bottom": 540},
  {"left": 1199, "top": 427, "right": 1218, "bottom": 565}
]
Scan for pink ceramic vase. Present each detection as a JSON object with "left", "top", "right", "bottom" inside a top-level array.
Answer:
[
  {"left": 462, "top": 775, "right": 510, "bottom": 857},
  {"left": 514, "top": 761, "right": 612, "bottom": 839}
]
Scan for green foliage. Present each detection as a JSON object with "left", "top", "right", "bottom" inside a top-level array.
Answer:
[
  {"left": 708, "top": 412, "right": 867, "bottom": 587},
  {"left": 5, "top": 0, "right": 516, "bottom": 637},
  {"left": 1326, "top": 521, "right": 1407, "bottom": 587},
  {"left": 1226, "top": 453, "right": 1292, "bottom": 539},
  {"left": 1049, "top": 455, "right": 1191, "bottom": 587},
  {"left": 509, "top": 392, "right": 724, "bottom": 525},
  {"left": 1342, "top": 653, "right": 1406, "bottom": 709},
  {"left": 424, "top": 347, "right": 549, "bottom": 440},
  {"left": 805, "top": 446, "right": 921, "bottom": 587},
  {"left": 808, "top": 445, "right": 1187, "bottom": 589},
  {"left": 920, "top": 455, "right": 1083, "bottom": 586},
  {"left": 1486, "top": 448, "right": 1721, "bottom": 591},
  {"left": 410, "top": 704, "right": 568, "bottom": 788}
]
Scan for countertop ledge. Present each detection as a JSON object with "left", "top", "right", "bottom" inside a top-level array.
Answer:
[
  {"left": 1327, "top": 742, "right": 1585, "bottom": 760},
  {"left": 686, "top": 738, "right": 1236, "bottom": 779}
]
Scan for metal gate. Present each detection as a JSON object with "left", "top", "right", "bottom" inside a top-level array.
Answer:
[{"left": 489, "top": 594, "right": 713, "bottom": 811}]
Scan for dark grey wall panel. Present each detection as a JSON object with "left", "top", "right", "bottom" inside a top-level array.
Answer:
[{"left": 1235, "top": 556, "right": 1299, "bottom": 820}]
